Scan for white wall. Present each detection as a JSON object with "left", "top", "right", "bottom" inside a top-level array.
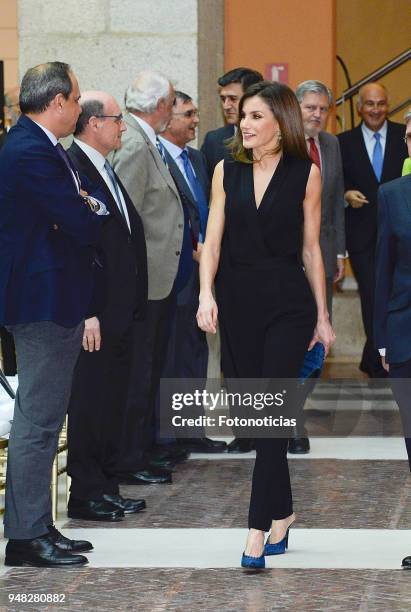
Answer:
[{"left": 18, "top": 0, "right": 198, "bottom": 107}]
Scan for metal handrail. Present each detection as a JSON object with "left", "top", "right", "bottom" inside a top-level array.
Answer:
[
  {"left": 336, "top": 48, "right": 411, "bottom": 106},
  {"left": 389, "top": 97, "right": 411, "bottom": 117}
]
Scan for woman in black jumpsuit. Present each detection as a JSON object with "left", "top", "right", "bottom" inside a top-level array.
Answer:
[{"left": 197, "top": 82, "right": 335, "bottom": 567}]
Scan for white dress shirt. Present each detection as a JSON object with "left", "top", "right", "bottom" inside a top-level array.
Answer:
[
  {"left": 74, "top": 139, "right": 129, "bottom": 228},
  {"left": 129, "top": 114, "right": 157, "bottom": 146},
  {"left": 361, "top": 120, "right": 387, "bottom": 163}
]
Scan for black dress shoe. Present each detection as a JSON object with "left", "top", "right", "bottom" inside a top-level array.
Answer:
[
  {"left": 119, "top": 467, "right": 172, "bottom": 485},
  {"left": 103, "top": 494, "right": 146, "bottom": 514},
  {"left": 179, "top": 438, "right": 227, "bottom": 453},
  {"left": 152, "top": 445, "right": 189, "bottom": 463},
  {"left": 67, "top": 498, "right": 124, "bottom": 521},
  {"left": 227, "top": 438, "right": 254, "bottom": 453},
  {"left": 402, "top": 556, "right": 411, "bottom": 569},
  {"left": 48, "top": 524, "right": 93, "bottom": 552},
  {"left": 149, "top": 456, "right": 177, "bottom": 469},
  {"left": 5, "top": 535, "right": 88, "bottom": 567},
  {"left": 288, "top": 437, "right": 310, "bottom": 454}
]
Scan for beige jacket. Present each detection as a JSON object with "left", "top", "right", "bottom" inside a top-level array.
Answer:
[{"left": 111, "top": 112, "right": 184, "bottom": 300}]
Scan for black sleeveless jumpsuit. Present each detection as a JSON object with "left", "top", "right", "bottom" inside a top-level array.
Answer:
[{"left": 216, "top": 155, "right": 317, "bottom": 531}]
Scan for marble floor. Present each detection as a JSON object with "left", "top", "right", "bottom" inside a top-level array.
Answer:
[{"left": 0, "top": 381, "right": 410, "bottom": 611}]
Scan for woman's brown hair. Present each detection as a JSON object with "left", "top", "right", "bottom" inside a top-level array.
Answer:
[{"left": 228, "top": 80, "right": 310, "bottom": 163}]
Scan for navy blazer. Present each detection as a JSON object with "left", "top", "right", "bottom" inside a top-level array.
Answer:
[
  {"left": 188, "top": 146, "right": 210, "bottom": 201},
  {"left": 201, "top": 124, "right": 235, "bottom": 180},
  {"left": 338, "top": 120, "right": 407, "bottom": 254},
  {"left": 163, "top": 148, "right": 202, "bottom": 242},
  {"left": 0, "top": 115, "right": 103, "bottom": 327},
  {"left": 374, "top": 174, "right": 411, "bottom": 363}
]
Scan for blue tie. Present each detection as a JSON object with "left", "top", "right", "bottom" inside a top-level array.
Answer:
[
  {"left": 104, "top": 160, "right": 129, "bottom": 230},
  {"left": 156, "top": 137, "right": 169, "bottom": 168},
  {"left": 180, "top": 149, "right": 209, "bottom": 241},
  {"left": 372, "top": 132, "right": 383, "bottom": 182}
]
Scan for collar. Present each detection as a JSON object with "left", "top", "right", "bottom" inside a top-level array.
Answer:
[
  {"left": 306, "top": 133, "right": 321, "bottom": 146},
  {"left": 361, "top": 120, "right": 387, "bottom": 141},
  {"left": 158, "top": 137, "right": 184, "bottom": 160},
  {"left": 129, "top": 114, "right": 157, "bottom": 146},
  {"left": 31, "top": 119, "right": 58, "bottom": 146},
  {"left": 73, "top": 138, "right": 106, "bottom": 172}
]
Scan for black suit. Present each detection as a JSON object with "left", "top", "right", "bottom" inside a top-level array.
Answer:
[
  {"left": 338, "top": 121, "right": 407, "bottom": 376},
  {"left": 67, "top": 141, "right": 147, "bottom": 500},
  {"left": 201, "top": 124, "right": 235, "bottom": 179}
]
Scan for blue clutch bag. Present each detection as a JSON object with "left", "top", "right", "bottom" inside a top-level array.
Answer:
[{"left": 299, "top": 342, "right": 325, "bottom": 382}]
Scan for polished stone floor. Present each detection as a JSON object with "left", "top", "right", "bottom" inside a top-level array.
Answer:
[
  {"left": 1, "top": 567, "right": 410, "bottom": 611},
  {"left": 0, "top": 378, "right": 410, "bottom": 610}
]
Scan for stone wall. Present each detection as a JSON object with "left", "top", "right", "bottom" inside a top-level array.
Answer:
[{"left": 18, "top": 0, "right": 198, "bottom": 110}]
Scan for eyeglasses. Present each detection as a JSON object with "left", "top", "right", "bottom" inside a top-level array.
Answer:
[
  {"left": 172, "top": 110, "right": 200, "bottom": 119},
  {"left": 403, "top": 134, "right": 411, "bottom": 144},
  {"left": 94, "top": 114, "right": 124, "bottom": 124}
]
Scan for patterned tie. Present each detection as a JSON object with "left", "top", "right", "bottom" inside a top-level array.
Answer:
[
  {"left": 104, "top": 160, "right": 129, "bottom": 229},
  {"left": 55, "top": 142, "right": 81, "bottom": 190},
  {"left": 180, "top": 149, "right": 209, "bottom": 241},
  {"left": 372, "top": 132, "right": 383, "bottom": 182},
  {"left": 308, "top": 137, "right": 321, "bottom": 172},
  {"left": 156, "top": 137, "right": 169, "bottom": 168}
]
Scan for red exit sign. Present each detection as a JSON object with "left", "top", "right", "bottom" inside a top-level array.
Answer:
[{"left": 265, "top": 63, "right": 289, "bottom": 84}]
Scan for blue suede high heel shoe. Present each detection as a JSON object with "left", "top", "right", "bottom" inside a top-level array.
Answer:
[
  {"left": 264, "top": 528, "right": 289, "bottom": 556},
  {"left": 241, "top": 552, "right": 265, "bottom": 569}
]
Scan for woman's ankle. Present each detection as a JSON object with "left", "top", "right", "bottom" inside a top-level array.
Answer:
[
  {"left": 269, "top": 513, "right": 295, "bottom": 543},
  {"left": 244, "top": 528, "right": 265, "bottom": 556}
]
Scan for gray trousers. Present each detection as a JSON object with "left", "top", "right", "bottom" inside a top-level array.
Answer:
[{"left": 4, "top": 321, "right": 83, "bottom": 539}]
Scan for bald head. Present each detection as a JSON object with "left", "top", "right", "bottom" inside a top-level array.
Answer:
[
  {"left": 357, "top": 82, "right": 389, "bottom": 132},
  {"left": 74, "top": 90, "right": 126, "bottom": 157}
]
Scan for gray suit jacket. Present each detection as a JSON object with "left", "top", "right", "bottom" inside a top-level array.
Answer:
[
  {"left": 318, "top": 131, "right": 346, "bottom": 279},
  {"left": 111, "top": 112, "right": 184, "bottom": 300}
]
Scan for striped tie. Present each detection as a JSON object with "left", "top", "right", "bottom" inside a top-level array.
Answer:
[{"left": 156, "top": 137, "right": 168, "bottom": 168}]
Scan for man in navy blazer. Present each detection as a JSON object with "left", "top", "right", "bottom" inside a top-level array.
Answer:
[
  {"left": 374, "top": 109, "right": 411, "bottom": 570},
  {"left": 338, "top": 83, "right": 407, "bottom": 377},
  {"left": 0, "top": 62, "right": 106, "bottom": 567},
  {"left": 159, "top": 91, "right": 227, "bottom": 454},
  {"left": 201, "top": 67, "right": 263, "bottom": 180}
]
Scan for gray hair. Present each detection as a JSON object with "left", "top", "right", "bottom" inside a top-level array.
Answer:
[
  {"left": 405, "top": 108, "right": 411, "bottom": 124},
  {"left": 125, "top": 70, "right": 170, "bottom": 114},
  {"left": 295, "top": 80, "right": 333, "bottom": 106}
]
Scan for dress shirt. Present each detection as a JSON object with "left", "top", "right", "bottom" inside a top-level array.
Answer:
[
  {"left": 159, "top": 137, "right": 197, "bottom": 194},
  {"left": 361, "top": 120, "right": 387, "bottom": 164},
  {"left": 74, "top": 139, "right": 129, "bottom": 229},
  {"left": 129, "top": 114, "right": 157, "bottom": 146}
]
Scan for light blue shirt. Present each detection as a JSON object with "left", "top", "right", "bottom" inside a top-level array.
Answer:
[
  {"left": 158, "top": 137, "right": 198, "bottom": 197},
  {"left": 361, "top": 120, "right": 387, "bottom": 164}
]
